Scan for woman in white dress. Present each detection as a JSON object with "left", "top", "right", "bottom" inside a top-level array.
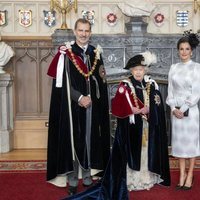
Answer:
[{"left": 166, "top": 30, "right": 200, "bottom": 190}]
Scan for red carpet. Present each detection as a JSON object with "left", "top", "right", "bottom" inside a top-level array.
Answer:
[
  {"left": 0, "top": 172, "right": 66, "bottom": 200},
  {"left": 0, "top": 170, "right": 200, "bottom": 200},
  {"left": 130, "top": 170, "right": 200, "bottom": 200}
]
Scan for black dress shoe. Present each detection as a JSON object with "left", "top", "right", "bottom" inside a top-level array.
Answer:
[
  {"left": 82, "top": 177, "right": 93, "bottom": 187},
  {"left": 82, "top": 182, "right": 93, "bottom": 187},
  {"left": 68, "top": 186, "right": 77, "bottom": 195}
]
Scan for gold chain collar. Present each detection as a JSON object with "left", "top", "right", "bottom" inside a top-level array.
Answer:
[
  {"left": 68, "top": 48, "right": 98, "bottom": 78},
  {"left": 132, "top": 82, "right": 151, "bottom": 108}
]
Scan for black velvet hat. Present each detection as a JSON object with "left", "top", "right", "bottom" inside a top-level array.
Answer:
[
  {"left": 124, "top": 54, "right": 145, "bottom": 70},
  {"left": 124, "top": 51, "right": 157, "bottom": 70}
]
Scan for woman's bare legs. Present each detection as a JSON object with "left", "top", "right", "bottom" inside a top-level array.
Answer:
[
  {"left": 184, "top": 157, "right": 195, "bottom": 187},
  {"left": 178, "top": 158, "right": 187, "bottom": 186}
]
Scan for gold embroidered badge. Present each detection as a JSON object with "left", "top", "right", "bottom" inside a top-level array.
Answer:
[
  {"left": 99, "top": 65, "right": 106, "bottom": 83},
  {"left": 154, "top": 94, "right": 161, "bottom": 105}
]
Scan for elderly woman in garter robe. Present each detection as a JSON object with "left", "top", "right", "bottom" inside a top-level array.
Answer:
[{"left": 62, "top": 51, "right": 171, "bottom": 200}]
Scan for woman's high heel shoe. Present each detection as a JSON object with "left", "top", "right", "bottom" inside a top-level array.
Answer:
[
  {"left": 182, "top": 176, "right": 194, "bottom": 190},
  {"left": 175, "top": 184, "right": 183, "bottom": 190},
  {"left": 175, "top": 174, "right": 187, "bottom": 190}
]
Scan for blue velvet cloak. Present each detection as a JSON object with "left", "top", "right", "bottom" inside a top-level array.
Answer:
[{"left": 46, "top": 43, "right": 110, "bottom": 181}]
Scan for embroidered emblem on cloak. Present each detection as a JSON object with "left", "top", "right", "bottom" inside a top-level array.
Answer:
[
  {"left": 154, "top": 94, "right": 161, "bottom": 105},
  {"left": 99, "top": 65, "right": 106, "bottom": 83},
  {"left": 118, "top": 86, "right": 124, "bottom": 93}
]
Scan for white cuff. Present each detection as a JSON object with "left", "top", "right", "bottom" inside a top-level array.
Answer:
[
  {"left": 78, "top": 95, "right": 83, "bottom": 102},
  {"left": 180, "top": 104, "right": 189, "bottom": 113},
  {"left": 129, "top": 114, "right": 135, "bottom": 124}
]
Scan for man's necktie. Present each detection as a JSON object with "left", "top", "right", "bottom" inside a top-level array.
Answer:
[{"left": 82, "top": 48, "right": 87, "bottom": 64}]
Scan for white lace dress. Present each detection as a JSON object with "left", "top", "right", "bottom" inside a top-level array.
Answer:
[{"left": 126, "top": 119, "right": 163, "bottom": 191}]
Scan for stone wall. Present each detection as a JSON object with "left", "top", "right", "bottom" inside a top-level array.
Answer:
[{"left": 1, "top": 16, "right": 200, "bottom": 150}]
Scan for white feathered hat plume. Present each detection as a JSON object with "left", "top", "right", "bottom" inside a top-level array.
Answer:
[{"left": 140, "top": 51, "right": 157, "bottom": 67}]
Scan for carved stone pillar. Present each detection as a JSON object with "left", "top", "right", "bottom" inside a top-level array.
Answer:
[
  {"left": 0, "top": 73, "right": 14, "bottom": 152},
  {"left": 125, "top": 16, "right": 148, "bottom": 36},
  {"left": 125, "top": 16, "right": 149, "bottom": 53}
]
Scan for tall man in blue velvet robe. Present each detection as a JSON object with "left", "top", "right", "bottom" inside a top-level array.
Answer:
[{"left": 46, "top": 18, "right": 110, "bottom": 195}]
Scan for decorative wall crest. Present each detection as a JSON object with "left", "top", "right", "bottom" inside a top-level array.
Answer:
[
  {"left": 0, "top": 10, "right": 7, "bottom": 26},
  {"left": 176, "top": 10, "right": 188, "bottom": 27},
  {"left": 82, "top": 10, "right": 95, "bottom": 25},
  {"left": 43, "top": 10, "right": 56, "bottom": 27},
  {"left": 153, "top": 13, "right": 164, "bottom": 27},
  {"left": 18, "top": 9, "right": 32, "bottom": 27},
  {"left": 107, "top": 13, "right": 117, "bottom": 26}
]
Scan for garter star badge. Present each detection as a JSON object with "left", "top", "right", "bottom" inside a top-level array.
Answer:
[
  {"left": 154, "top": 94, "right": 161, "bottom": 105},
  {"left": 99, "top": 65, "right": 107, "bottom": 83}
]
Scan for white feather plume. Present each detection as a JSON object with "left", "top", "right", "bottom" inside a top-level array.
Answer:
[{"left": 140, "top": 51, "right": 157, "bottom": 67}]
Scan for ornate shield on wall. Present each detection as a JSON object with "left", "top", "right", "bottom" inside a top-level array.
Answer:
[
  {"left": 82, "top": 10, "right": 95, "bottom": 25},
  {"left": 176, "top": 10, "right": 188, "bottom": 27},
  {"left": 19, "top": 9, "right": 32, "bottom": 27},
  {"left": 43, "top": 10, "right": 56, "bottom": 27},
  {"left": 0, "top": 10, "right": 7, "bottom": 26}
]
